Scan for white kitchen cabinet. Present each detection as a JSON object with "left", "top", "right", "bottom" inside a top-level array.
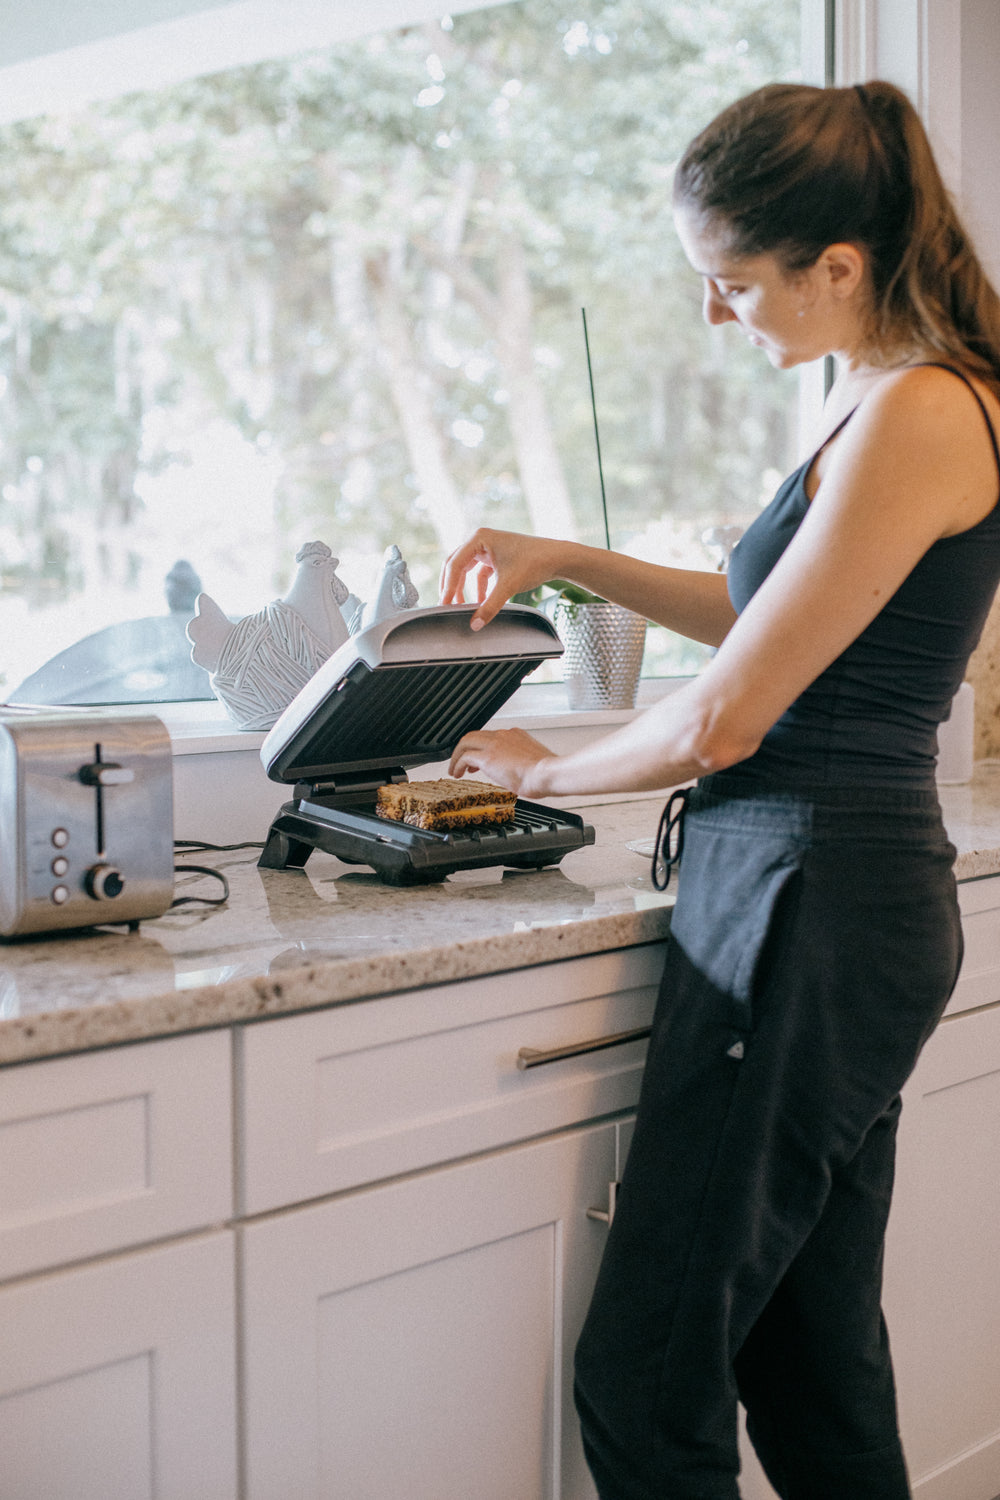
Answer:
[
  {"left": 950, "top": 875, "right": 1000, "bottom": 1016},
  {"left": 237, "top": 946, "right": 660, "bottom": 1500},
  {"left": 736, "top": 881, "right": 1000, "bottom": 1500},
  {"left": 3, "top": 892, "right": 1000, "bottom": 1500},
  {"left": 885, "top": 1000, "right": 1000, "bottom": 1500},
  {"left": 0, "top": 1231, "right": 238, "bottom": 1500},
  {"left": 236, "top": 943, "right": 663, "bottom": 1215},
  {"left": 0, "top": 1030, "right": 238, "bottom": 1500},
  {"left": 241, "top": 1118, "right": 634, "bottom": 1500},
  {"left": 0, "top": 1028, "right": 232, "bottom": 1281},
  {"left": 0, "top": 945, "right": 658, "bottom": 1500},
  {"left": 737, "top": 880, "right": 1000, "bottom": 1500}
]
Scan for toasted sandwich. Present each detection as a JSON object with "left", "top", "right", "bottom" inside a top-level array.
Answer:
[{"left": 376, "top": 778, "right": 517, "bottom": 831}]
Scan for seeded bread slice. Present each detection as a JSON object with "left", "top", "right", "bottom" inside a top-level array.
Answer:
[{"left": 376, "top": 777, "right": 516, "bottom": 831}]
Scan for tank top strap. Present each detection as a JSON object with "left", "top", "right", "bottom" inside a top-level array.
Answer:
[
  {"left": 802, "top": 405, "right": 859, "bottom": 472},
  {"left": 915, "top": 361, "right": 1000, "bottom": 493},
  {"left": 822, "top": 407, "right": 858, "bottom": 446}
]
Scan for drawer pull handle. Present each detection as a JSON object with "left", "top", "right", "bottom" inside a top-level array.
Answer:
[
  {"left": 516, "top": 1025, "right": 651, "bottom": 1071},
  {"left": 587, "top": 1180, "right": 620, "bottom": 1227}
]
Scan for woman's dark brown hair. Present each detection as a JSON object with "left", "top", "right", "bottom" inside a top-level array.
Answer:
[{"left": 673, "top": 80, "right": 1000, "bottom": 385}]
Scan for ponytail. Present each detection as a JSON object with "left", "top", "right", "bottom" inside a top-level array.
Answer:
[{"left": 674, "top": 80, "right": 1000, "bottom": 385}]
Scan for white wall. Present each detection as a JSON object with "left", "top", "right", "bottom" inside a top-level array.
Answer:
[
  {"left": 838, "top": 0, "right": 1000, "bottom": 277},
  {"left": 958, "top": 0, "right": 1000, "bottom": 284},
  {"left": 0, "top": 0, "right": 219, "bottom": 67}
]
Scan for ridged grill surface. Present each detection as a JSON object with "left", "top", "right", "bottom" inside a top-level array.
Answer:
[
  {"left": 441, "top": 805, "right": 562, "bottom": 841},
  {"left": 345, "top": 801, "right": 566, "bottom": 844},
  {"left": 276, "top": 659, "right": 538, "bottom": 780}
]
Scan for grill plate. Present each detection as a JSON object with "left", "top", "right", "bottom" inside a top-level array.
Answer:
[
  {"left": 257, "top": 605, "right": 595, "bottom": 883},
  {"left": 259, "top": 797, "right": 594, "bottom": 885}
]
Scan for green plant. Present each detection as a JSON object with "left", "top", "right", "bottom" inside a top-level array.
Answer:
[{"left": 511, "top": 579, "right": 606, "bottom": 607}]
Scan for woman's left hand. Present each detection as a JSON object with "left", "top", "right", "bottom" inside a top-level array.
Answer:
[{"left": 449, "top": 727, "right": 557, "bottom": 798}]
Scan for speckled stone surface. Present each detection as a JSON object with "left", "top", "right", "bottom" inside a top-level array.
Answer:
[
  {"left": 4, "top": 771, "right": 1000, "bottom": 1068},
  {"left": 937, "top": 761, "right": 1000, "bottom": 876},
  {"left": 966, "top": 591, "right": 1000, "bottom": 758},
  {"left": 0, "top": 796, "right": 675, "bottom": 1066}
]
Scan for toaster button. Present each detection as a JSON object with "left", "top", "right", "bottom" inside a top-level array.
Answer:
[
  {"left": 51, "top": 828, "right": 70, "bottom": 848},
  {"left": 51, "top": 856, "right": 69, "bottom": 877},
  {"left": 51, "top": 885, "right": 70, "bottom": 905}
]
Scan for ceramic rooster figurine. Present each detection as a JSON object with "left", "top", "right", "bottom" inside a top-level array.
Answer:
[
  {"left": 361, "top": 544, "right": 420, "bottom": 630},
  {"left": 187, "top": 541, "right": 351, "bottom": 731}
]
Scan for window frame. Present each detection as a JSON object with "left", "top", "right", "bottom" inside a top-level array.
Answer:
[{"left": 1, "top": 0, "right": 827, "bottom": 820}]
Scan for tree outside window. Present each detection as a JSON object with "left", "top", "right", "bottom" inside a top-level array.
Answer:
[{"left": 0, "top": 0, "right": 801, "bottom": 704}]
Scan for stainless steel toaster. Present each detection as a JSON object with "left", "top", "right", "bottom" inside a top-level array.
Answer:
[{"left": 0, "top": 707, "right": 175, "bottom": 938}]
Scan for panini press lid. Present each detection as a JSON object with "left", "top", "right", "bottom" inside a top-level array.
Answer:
[{"left": 260, "top": 603, "right": 562, "bottom": 786}]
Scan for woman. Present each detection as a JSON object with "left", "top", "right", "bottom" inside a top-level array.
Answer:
[{"left": 439, "top": 81, "right": 1000, "bottom": 1498}]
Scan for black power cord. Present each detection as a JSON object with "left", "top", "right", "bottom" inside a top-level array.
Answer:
[
  {"left": 170, "top": 864, "right": 230, "bottom": 909},
  {"left": 170, "top": 839, "right": 264, "bottom": 910}
]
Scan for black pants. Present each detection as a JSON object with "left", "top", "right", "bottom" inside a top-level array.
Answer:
[{"left": 574, "top": 774, "right": 963, "bottom": 1500}]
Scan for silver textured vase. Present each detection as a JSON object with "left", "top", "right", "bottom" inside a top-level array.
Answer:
[{"left": 553, "top": 601, "right": 647, "bottom": 711}]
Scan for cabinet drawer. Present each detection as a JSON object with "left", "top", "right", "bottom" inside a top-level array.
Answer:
[
  {"left": 0, "top": 1030, "right": 233, "bottom": 1282},
  {"left": 237, "top": 943, "right": 664, "bottom": 1215},
  {"left": 951, "top": 875, "right": 1000, "bottom": 1016},
  {"left": 0, "top": 1231, "right": 237, "bottom": 1500}
]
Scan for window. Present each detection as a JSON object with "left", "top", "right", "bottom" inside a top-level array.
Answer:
[{"left": 0, "top": 0, "right": 805, "bottom": 706}]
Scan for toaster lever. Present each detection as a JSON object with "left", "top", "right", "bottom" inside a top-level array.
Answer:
[{"left": 79, "top": 761, "right": 135, "bottom": 787}]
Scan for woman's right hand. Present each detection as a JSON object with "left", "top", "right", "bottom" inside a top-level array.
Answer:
[{"left": 438, "top": 528, "right": 561, "bottom": 631}]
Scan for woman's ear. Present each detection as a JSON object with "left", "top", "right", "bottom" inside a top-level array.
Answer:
[{"left": 819, "top": 242, "right": 867, "bottom": 300}]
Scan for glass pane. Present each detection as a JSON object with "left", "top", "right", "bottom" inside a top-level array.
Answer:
[{"left": 0, "top": 0, "right": 802, "bottom": 705}]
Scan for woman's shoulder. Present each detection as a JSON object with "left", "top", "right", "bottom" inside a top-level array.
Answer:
[
  {"left": 814, "top": 360, "right": 988, "bottom": 440},
  {"left": 865, "top": 360, "right": 999, "bottom": 425},
  {"left": 838, "top": 361, "right": 999, "bottom": 465},
  {"left": 828, "top": 361, "right": 1000, "bottom": 537}
]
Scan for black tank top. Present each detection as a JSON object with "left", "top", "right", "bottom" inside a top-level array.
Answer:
[{"left": 727, "top": 365, "right": 1000, "bottom": 786}]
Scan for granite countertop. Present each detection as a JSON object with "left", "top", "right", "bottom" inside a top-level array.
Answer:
[{"left": 4, "top": 767, "right": 1000, "bottom": 1069}]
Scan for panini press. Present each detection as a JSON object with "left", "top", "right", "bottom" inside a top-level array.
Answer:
[{"left": 258, "top": 604, "right": 595, "bottom": 884}]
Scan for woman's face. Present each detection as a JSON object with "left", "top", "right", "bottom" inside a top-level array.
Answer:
[{"left": 673, "top": 206, "right": 837, "bottom": 369}]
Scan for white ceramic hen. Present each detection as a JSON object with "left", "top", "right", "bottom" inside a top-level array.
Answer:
[
  {"left": 187, "top": 541, "right": 351, "bottom": 731},
  {"left": 361, "top": 544, "right": 420, "bottom": 630}
]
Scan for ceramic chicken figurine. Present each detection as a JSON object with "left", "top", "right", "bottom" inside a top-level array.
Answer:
[
  {"left": 361, "top": 544, "right": 420, "bottom": 630},
  {"left": 187, "top": 541, "right": 352, "bottom": 731},
  {"left": 339, "top": 590, "right": 366, "bottom": 636}
]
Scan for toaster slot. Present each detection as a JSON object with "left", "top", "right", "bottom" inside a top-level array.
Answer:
[{"left": 78, "top": 743, "right": 136, "bottom": 863}]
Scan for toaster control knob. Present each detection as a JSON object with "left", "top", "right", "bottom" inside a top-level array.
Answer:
[{"left": 85, "top": 864, "right": 125, "bottom": 901}]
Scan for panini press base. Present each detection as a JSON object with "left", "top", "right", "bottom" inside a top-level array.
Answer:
[{"left": 257, "top": 604, "right": 596, "bottom": 885}]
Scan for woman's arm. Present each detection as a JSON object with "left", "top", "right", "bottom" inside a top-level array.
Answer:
[
  {"left": 439, "top": 529, "right": 737, "bottom": 646},
  {"left": 450, "top": 366, "right": 1000, "bottom": 798}
]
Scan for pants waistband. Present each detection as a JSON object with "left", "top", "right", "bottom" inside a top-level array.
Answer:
[{"left": 687, "top": 770, "right": 950, "bottom": 845}]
